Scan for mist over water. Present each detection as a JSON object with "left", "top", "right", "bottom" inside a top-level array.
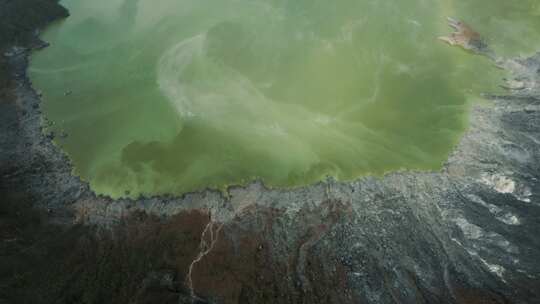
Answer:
[{"left": 30, "top": 0, "right": 539, "bottom": 198}]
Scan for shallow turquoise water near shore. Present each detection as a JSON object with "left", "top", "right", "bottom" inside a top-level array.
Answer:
[{"left": 29, "top": 0, "right": 539, "bottom": 198}]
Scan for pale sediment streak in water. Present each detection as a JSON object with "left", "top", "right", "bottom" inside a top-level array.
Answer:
[
  {"left": 156, "top": 33, "right": 279, "bottom": 122},
  {"left": 155, "top": 32, "right": 419, "bottom": 171},
  {"left": 29, "top": 63, "right": 93, "bottom": 74},
  {"left": 158, "top": 34, "right": 361, "bottom": 129},
  {"left": 157, "top": 33, "right": 318, "bottom": 132},
  {"left": 157, "top": 34, "right": 206, "bottom": 118}
]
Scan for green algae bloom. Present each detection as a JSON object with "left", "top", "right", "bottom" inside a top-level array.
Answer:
[{"left": 30, "top": 0, "right": 540, "bottom": 198}]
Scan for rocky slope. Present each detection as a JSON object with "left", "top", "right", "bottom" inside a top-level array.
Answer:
[{"left": 1, "top": 2, "right": 540, "bottom": 303}]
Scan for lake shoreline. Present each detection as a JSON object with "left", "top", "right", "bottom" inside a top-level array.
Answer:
[{"left": 2, "top": 1, "right": 540, "bottom": 303}]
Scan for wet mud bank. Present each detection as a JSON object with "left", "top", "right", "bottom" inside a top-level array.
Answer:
[{"left": 1, "top": 2, "right": 540, "bottom": 303}]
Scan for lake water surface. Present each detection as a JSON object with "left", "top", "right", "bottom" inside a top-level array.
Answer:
[{"left": 30, "top": 0, "right": 540, "bottom": 198}]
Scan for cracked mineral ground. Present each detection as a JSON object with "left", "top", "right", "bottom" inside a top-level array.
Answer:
[{"left": 1, "top": 0, "right": 540, "bottom": 303}]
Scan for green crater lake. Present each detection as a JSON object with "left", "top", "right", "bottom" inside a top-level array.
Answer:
[{"left": 30, "top": 0, "right": 540, "bottom": 198}]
